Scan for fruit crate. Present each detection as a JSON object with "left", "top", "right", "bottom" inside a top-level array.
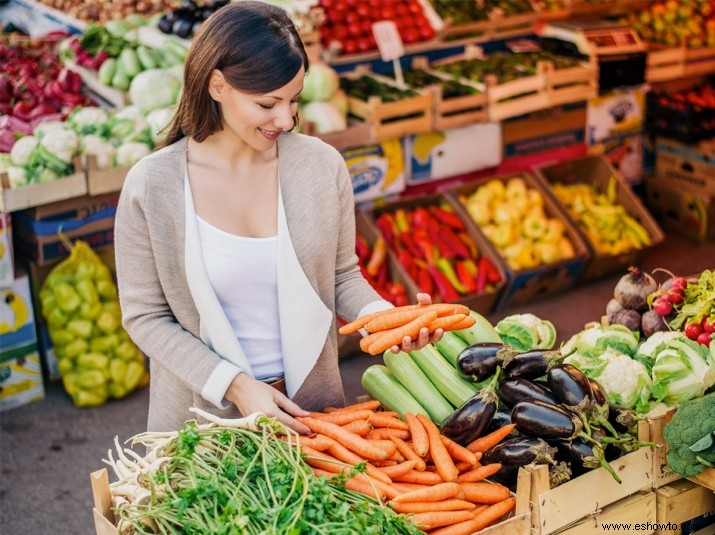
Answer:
[
  {"left": 534, "top": 155, "right": 665, "bottom": 283},
  {"left": 368, "top": 192, "right": 508, "bottom": 315},
  {"left": 636, "top": 408, "right": 681, "bottom": 489},
  {"left": 646, "top": 89, "right": 715, "bottom": 144},
  {"left": 545, "top": 56, "right": 598, "bottom": 107},
  {"left": 647, "top": 44, "right": 715, "bottom": 84},
  {"left": 526, "top": 447, "right": 653, "bottom": 535},
  {"left": 84, "top": 156, "right": 130, "bottom": 197},
  {"left": 436, "top": 10, "right": 539, "bottom": 42},
  {"left": 446, "top": 172, "right": 590, "bottom": 310},
  {"left": 655, "top": 479, "right": 715, "bottom": 535},
  {"left": 340, "top": 66, "right": 433, "bottom": 143},
  {"left": 408, "top": 56, "right": 489, "bottom": 130},
  {"left": 63, "top": 60, "right": 127, "bottom": 109},
  {"left": 0, "top": 157, "right": 87, "bottom": 213}
]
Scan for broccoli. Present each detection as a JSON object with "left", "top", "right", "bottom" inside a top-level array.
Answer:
[{"left": 663, "top": 393, "right": 715, "bottom": 477}]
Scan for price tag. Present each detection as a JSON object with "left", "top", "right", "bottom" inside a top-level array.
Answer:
[{"left": 372, "top": 20, "right": 405, "bottom": 62}]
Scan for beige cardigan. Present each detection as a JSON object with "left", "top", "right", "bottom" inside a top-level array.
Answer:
[{"left": 114, "top": 133, "right": 387, "bottom": 432}]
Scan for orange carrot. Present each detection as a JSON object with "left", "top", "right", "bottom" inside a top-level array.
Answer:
[
  {"left": 408, "top": 510, "right": 475, "bottom": 530},
  {"left": 342, "top": 419, "right": 372, "bottom": 437},
  {"left": 472, "top": 504, "right": 489, "bottom": 516},
  {"left": 390, "top": 436, "right": 427, "bottom": 471},
  {"left": 429, "top": 498, "right": 515, "bottom": 535},
  {"left": 364, "top": 308, "right": 433, "bottom": 333},
  {"left": 454, "top": 460, "right": 480, "bottom": 473},
  {"left": 323, "top": 406, "right": 340, "bottom": 413},
  {"left": 309, "top": 410, "right": 374, "bottom": 425},
  {"left": 457, "top": 464, "right": 502, "bottom": 484},
  {"left": 367, "top": 311, "right": 438, "bottom": 355},
  {"left": 367, "top": 439, "right": 398, "bottom": 458},
  {"left": 368, "top": 413, "right": 410, "bottom": 430},
  {"left": 376, "top": 460, "right": 417, "bottom": 479},
  {"left": 405, "top": 413, "right": 429, "bottom": 457},
  {"left": 393, "top": 470, "right": 444, "bottom": 485},
  {"left": 391, "top": 482, "right": 428, "bottom": 493},
  {"left": 329, "top": 400, "right": 381, "bottom": 413},
  {"left": 321, "top": 437, "right": 393, "bottom": 485},
  {"left": 459, "top": 482, "right": 511, "bottom": 504},
  {"left": 298, "top": 417, "right": 389, "bottom": 461},
  {"left": 372, "top": 460, "right": 398, "bottom": 467},
  {"left": 389, "top": 499, "right": 476, "bottom": 514},
  {"left": 429, "top": 314, "right": 467, "bottom": 333},
  {"left": 441, "top": 436, "right": 479, "bottom": 466},
  {"left": 366, "top": 428, "right": 411, "bottom": 440},
  {"left": 301, "top": 445, "right": 350, "bottom": 475},
  {"left": 339, "top": 304, "right": 469, "bottom": 335},
  {"left": 392, "top": 481, "right": 461, "bottom": 503},
  {"left": 378, "top": 411, "right": 399, "bottom": 418},
  {"left": 311, "top": 468, "right": 387, "bottom": 502},
  {"left": 448, "top": 315, "right": 476, "bottom": 331},
  {"left": 467, "top": 424, "right": 516, "bottom": 454},
  {"left": 417, "top": 414, "right": 459, "bottom": 483},
  {"left": 390, "top": 451, "right": 406, "bottom": 463}
]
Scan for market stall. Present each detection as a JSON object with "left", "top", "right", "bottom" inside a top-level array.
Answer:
[{"left": 1, "top": 0, "right": 714, "bottom": 533}]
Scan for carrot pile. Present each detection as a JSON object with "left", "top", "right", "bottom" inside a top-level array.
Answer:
[
  {"left": 339, "top": 303, "right": 477, "bottom": 355},
  {"left": 287, "top": 400, "right": 517, "bottom": 534}
]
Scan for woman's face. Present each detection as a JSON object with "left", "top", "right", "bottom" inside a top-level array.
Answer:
[{"left": 214, "top": 66, "right": 305, "bottom": 152}]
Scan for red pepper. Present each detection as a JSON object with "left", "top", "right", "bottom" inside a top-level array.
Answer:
[
  {"left": 376, "top": 259, "right": 389, "bottom": 288},
  {"left": 398, "top": 249, "right": 419, "bottom": 281},
  {"left": 399, "top": 232, "right": 424, "bottom": 260},
  {"left": 414, "top": 232, "right": 439, "bottom": 266},
  {"left": 355, "top": 233, "right": 371, "bottom": 263},
  {"left": 411, "top": 206, "right": 431, "bottom": 228},
  {"left": 482, "top": 257, "right": 502, "bottom": 284},
  {"left": 375, "top": 213, "right": 397, "bottom": 246},
  {"left": 430, "top": 206, "right": 466, "bottom": 231},
  {"left": 438, "top": 226, "right": 472, "bottom": 260},
  {"left": 428, "top": 266, "right": 459, "bottom": 303},
  {"left": 476, "top": 257, "right": 489, "bottom": 293},
  {"left": 458, "top": 231, "right": 479, "bottom": 258},
  {"left": 456, "top": 259, "right": 478, "bottom": 293},
  {"left": 416, "top": 266, "right": 434, "bottom": 295},
  {"left": 426, "top": 222, "right": 454, "bottom": 260}
]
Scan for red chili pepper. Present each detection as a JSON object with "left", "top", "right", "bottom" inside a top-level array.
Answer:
[
  {"left": 399, "top": 232, "right": 424, "bottom": 260},
  {"left": 456, "top": 259, "right": 478, "bottom": 293},
  {"left": 483, "top": 257, "right": 502, "bottom": 284},
  {"left": 476, "top": 257, "right": 488, "bottom": 293},
  {"left": 416, "top": 266, "right": 434, "bottom": 295},
  {"left": 355, "top": 233, "right": 371, "bottom": 263},
  {"left": 397, "top": 249, "right": 418, "bottom": 281},
  {"left": 375, "top": 213, "right": 397, "bottom": 246},
  {"left": 376, "top": 259, "right": 389, "bottom": 287},
  {"left": 438, "top": 226, "right": 471, "bottom": 260},
  {"left": 411, "top": 206, "right": 431, "bottom": 229},
  {"left": 414, "top": 233, "right": 439, "bottom": 266},
  {"left": 430, "top": 206, "right": 466, "bottom": 231},
  {"left": 428, "top": 266, "right": 459, "bottom": 303}
]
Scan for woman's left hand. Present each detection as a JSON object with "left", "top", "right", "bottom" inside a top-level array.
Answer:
[{"left": 389, "top": 293, "right": 444, "bottom": 354}]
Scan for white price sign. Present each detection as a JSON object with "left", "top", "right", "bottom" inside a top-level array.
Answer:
[{"left": 372, "top": 20, "right": 405, "bottom": 62}]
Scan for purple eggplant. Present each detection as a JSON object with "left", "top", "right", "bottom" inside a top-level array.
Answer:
[
  {"left": 483, "top": 436, "right": 557, "bottom": 466},
  {"left": 511, "top": 399, "right": 583, "bottom": 441},
  {"left": 484, "top": 409, "right": 513, "bottom": 436},
  {"left": 456, "top": 342, "right": 505, "bottom": 382},
  {"left": 498, "top": 377, "right": 560, "bottom": 407},
  {"left": 588, "top": 379, "right": 609, "bottom": 407},
  {"left": 608, "top": 405, "right": 641, "bottom": 434},
  {"left": 439, "top": 373, "right": 499, "bottom": 446},
  {"left": 502, "top": 349, "right": 565, "bottom": 380},
  {"left": 547, "top": 364, "right": 594, "bottom": 411},
  {"left": 557, "top": 437, "right": 622, "bottom": 483}
]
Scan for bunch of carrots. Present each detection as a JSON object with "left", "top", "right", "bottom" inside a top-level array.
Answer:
[
  {"left": 339, "top": 303, "right": 476, "bottom": 356},
  {"left": 285, "top": 399, "right": 517, "bottom": 534}
]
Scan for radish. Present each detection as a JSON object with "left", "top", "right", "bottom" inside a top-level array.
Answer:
[
  {"left": 654, "top": 296, "right": 673, "bottom": 316},
  {"left": 684, "top": 322, "right": 703, "bottom": 341}
]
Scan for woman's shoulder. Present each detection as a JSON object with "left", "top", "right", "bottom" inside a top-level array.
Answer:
[{"left": 123, "top": 138, "right": 187, "bottom": 191}]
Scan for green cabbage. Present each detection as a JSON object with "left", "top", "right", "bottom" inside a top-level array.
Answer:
[
  {"left": 496, "top": 313, "right": 556, "bottom": 351},
  {"left": 650, "top": 338, "right": 715, "bottom": 406},
  {"left": 301, "top": 62, "right": 340, "bottom": 102},
  {"left": 561, "top": 324, "right": 640, "bottom": 358},
  {"left": 129, "top": 68, "right": 182, "bottom": 114}
]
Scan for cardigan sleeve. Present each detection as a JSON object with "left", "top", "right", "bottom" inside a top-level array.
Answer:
[{"left": 114, "top": 160, "right": 241, "bottom": 408}]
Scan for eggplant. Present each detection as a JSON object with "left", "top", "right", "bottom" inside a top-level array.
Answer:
[
  {"left": 440, "top": 372, "right": 500, "bottom": 446},
  {"left": 511, "top": 399, "right": 583, "bottom": 441},
  {"left": 173, "top": 17, "right": 195, "bottom": 39},
  {"left": 483, "top": 436, "right": 557, "bottom": 466},
  {"left": 502, "top": 349, "right": 564, "bottom": 380},
  {"left": 549, "top": 461, "right": 573, "bottom": 487},
  {"left": 588, "top": 379, "right": 609, "bottom": 407},
  {"left": 483, "top": 409, "right": 513, "bottom": 436},
  {"left": 158, "top": 14, "right": 174, "bottom": 34},
  {"left": 608, "top": 405, "right": 640, "bottom": 434},
  {"left": 456, "top": 342, "right": 504, "bottom": 382},
  {"left": 557, "top": 437, "right": 621, "bottom": 483},
  {"left": 498, "top": 377, "right": 560, "bottom": 407},
  {"left": 547, "top": 364, "right": 594, "bottom": 410}
]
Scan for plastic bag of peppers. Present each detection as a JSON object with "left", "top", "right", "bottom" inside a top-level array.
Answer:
[{"left": 39, "top": 240, "right": 147, "bottom": 407}]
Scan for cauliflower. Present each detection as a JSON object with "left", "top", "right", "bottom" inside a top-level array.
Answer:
[
  {"left": 68, "top": 107, "right": 109, "bottom": 136},
  {"left": 109, "top": 106, "right": 150, "bottom": 144},
  {"left": 7, "top": 166, "right": 28, "bottom": 188},
  {"left": 0, "top": 153, "right": 9, "bottom": 174},
  {"left": 663, "top": 393, "right": 715, "bottom": 477},
  {"left": 10, "top": 135, "right": 38, "bottom": 166},
  {"left": 565, "top": 348, "right": 652, "bottom": 412},
  {"left": 145, "top": 107, "right": 174, "bottom": 144},
  {"left": 116, "top": 142, "right": 151, "bottom": 168},
  {"left": 636, "top": 331, "right": 685, "bottom": 362},
  {"left": 81, "top": 135, "right": 116, "bottom": 170},
  {"left": 561, "top": 324, "right": 640, "bottom": 358},
  {"left": 38, "top": 128, "right": 80, "bottom": 164}
]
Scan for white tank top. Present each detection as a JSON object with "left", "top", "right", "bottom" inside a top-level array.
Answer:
[{"left": 196, "top": 215, "right": 284, "bottom": 380}]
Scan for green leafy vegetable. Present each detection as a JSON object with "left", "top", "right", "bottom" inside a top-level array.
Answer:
[{"left": 663, "top": 393, "right": 715, "bottom": 477}]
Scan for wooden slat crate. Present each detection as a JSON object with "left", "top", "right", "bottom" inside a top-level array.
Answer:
[
  {"left": 439, "top": 12, "right": 539, "bottom": 41},
  {"left": 85, "top": 156, "right": 130, "bottom": 197},
  {"left": 647, "top": 45, "right": 715, "bottom": 83},
  {"left": 546, "top": 57, "right": 599, "bottom": 107},
  {"left": 553, "top": 491, "right": 657, "bottom": 535},
  {"left": 637, "top": 408, "right": 681, "bottom": 489},
  {"left": 655, "top": 479, "right": 715, "bottom": 535}
]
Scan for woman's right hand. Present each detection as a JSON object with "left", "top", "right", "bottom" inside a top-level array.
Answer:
[{"left": 225, "top": 373, "right": 311, "bottom": 434}]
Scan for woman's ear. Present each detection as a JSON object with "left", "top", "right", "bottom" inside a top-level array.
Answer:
[{"left": 208, "top": 69, "right": 226, "bottom": 101}]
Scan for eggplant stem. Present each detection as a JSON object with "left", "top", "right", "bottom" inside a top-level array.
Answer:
[
  {"left": 593, "top": 446, "right": 622, "bottom": 484},
  {"left": 595, "top": 416, "right": 620, "bottom": 438}
]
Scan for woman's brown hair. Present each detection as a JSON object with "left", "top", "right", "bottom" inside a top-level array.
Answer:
[{"left": 160, "top": 1, "right": 309, "bottom": 147}]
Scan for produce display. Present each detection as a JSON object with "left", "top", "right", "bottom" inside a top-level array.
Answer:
[
  {"left": 400, "top": 68, "right": 481, "bottom": 99},
  {"left": 626, "top": 0, "right": 715, "bottom": 48},
  {"left": 39, "top": 241, "right": 147, "bottom": 407},
  {"left": 459, "top": 177, "right": 576, "bottom": 271},
  {"left": 317, "top": 0, "right": 436, "bottom": 55},
  {"left": 103, "top": 406, "right": 517, "bottom": 534},
  {"left": 550, "top": 177, "right": 652, "bottom": 256},
  {"left": 157, "top": 0, "right": 230, "bottom": 40},
  {"left": 0, "top": 39, "right": 92, "bottom": 151},
  {"left": 428, "top": 0, "right": 534, "bottom": 24},
  {"left": 605, "top": 267, "right": 667, "bottom": 337},
  {"left": 299, "top": 62, "right": 348, "bottom": 134},
  {"left": 494, "top": 313, "right": 557, "bottom": 351},
  {"left": 36, "top": 0, "right": 177, "bottom": 23},
  {"left": 663, "top": 392, "right": 715, "bottom": 477},
  {"left": 373, "top": 203, "right": 502, "bottom": 303},
  {"left": 355, "top": 232, "right": 409, "bottom": 308},
  {"left": 341, "top": 75, "right": 421, "bottom": 103}
]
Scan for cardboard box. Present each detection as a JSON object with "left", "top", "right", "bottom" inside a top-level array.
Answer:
[
  {"left": 342, "top": 140, "right": 406, "bottom": 204},
  {"left": 655, "top": 480, "right": 715, "bottom": 535},
  {"left": 502, "top": 102, "right": 587, "bottom": 159},
  {"left": 404, "top": 122, "right": 502, "bottom": 185},
  {"left": 20, "top": 192, "right": 120, "bottom": 221},
  {"left": 587, "top": 89, "right": 646, "bottom": 144},
  {"left": 527, "top": 447, "right": 654, "bottom": 535},
  {"left": 656, "top": 138, "right": 715, "bottom": 196},
  {"left": 0, "top": 213, "right": 14, "bottom": 288},
  {"left": 0, "top": 157, "right": 88, "bottom": 213},
  {"left": 589, "top": 131, "right": 645, "bottom": 186},
  {"left": 535, "top": 155, "right": 665, "bottom": 282},
  {"left": 447, "top": 172, "right": 590, "bottom": 310},
  {"left": 0, "top": 270, "right": 37, "bottom": 358},
  {"left": 553, "top": 491, "right": 657, "bottom": 535},
  {"left": 0, "top": 346, "right": 45, "bottom": 412},
  {"left": 644, "top": 177, "right": 715, "bottom": 242}
]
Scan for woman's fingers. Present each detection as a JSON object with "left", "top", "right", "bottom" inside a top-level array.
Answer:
[
  {"left": 274, "top": 394, "right": 311, "bottom": 434},
  {"left": 416, "top": 293, "right": 432, "bottom": 305}
]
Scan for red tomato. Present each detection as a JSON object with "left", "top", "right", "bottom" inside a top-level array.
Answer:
[
  {"left": 344, "top": 11, "right": 359, "bottom": 24},
  {"left": 401, "top": 27, "right": 420, "bottom": 43},
  {"left": 347, "top": 22, "right": 363, "bottom": 37},
  {"left": 406, "top": 0, "right": 423, "bottom": 15},
  {"left": 344, "top": 0, "right": 359, "bottom": 6},
  {"left": 319, "top": 26, "right": 333, "bottom": 43},
  {"left": 418, "top": 24, "right": 435, "bottom": 40},
  {"left": 361, "top": 20, "right": 373, "bottom": 35},
  {"left": 379, "top": 7, "right": 396, "bottom": 20},
  {"left": 333, "top": 0, "right": 348, "bottom": 11},
  {"left": 703, "top": 317, "right": 715, "bottom": 333},
  {"left": 326, "top": 10, "right": 344, "bottom": 24},
  {"left": 332, "top": 24, "right": 349, "bottom": 40},
  {"left": 342, "top": 39, "right": 358, "bottom": 54},
  {"left": 685, "top": 322, "right": 703, "bottom": 340},
  {"left": 356, "top": 3, "right": 372, "bottom": 18},
  {"left": 395, "top": 3, "right": 409, "bottom": 17},
  {"left": 357, "top": 36, "right": 374, "bottom": 52}
]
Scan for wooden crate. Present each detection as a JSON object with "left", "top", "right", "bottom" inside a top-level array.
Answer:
[
  {"left": 656, "top": 479, "right": 715, "bottom": 535},
  {"left": 555, "top": 491, "right": 657, "bottom": 535},
  {"left": 301, "top": 122, "right": 373, "bottom": 151},
  {"left": 0, "top": 157, "right": 87, "bottom": 213},
  {"left": 647, "top": 44, "right": 715, "bottom": 83},
  {"left": 637, "top": 408, "right": 681, "bottom": 489},
  {"left": 527, "top": 447, "right": 653, "bottom": 535},
  {"left": 65, "top": 60, "right": 127, "bottom": 109},
  {"left": 343, "top": 67, "right": 433, "bottom": 143},
  {"left": 690, "top": 468, "right": 715, "bottom": 493},
  {"left": 546, "top": 57, "right": 598, "bottom": 107},
  {"left": 85, "top": 156, "right": 130, "bottom": 196},
  {"left": 439, "top": 12, "right": 538, "bottom": 41}
]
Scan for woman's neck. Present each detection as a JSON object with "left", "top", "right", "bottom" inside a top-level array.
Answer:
[{"left": 190, "top": 130, "right": 276, "bottom": 171}]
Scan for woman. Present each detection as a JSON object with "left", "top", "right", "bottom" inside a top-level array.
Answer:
[{"left": 114, "top": 1, "right": 441, "bottom": 434}]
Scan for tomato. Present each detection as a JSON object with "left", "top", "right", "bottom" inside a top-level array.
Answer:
[
  {"left": 379, "top": 7, "right": 396, "bottom": 20},
  {"left": 361, "top": 20, "right": 374, "bottom": 35},
  {"left": 356, "top": 3, "right": 371, "bottom": 18},
  {"left": 401, "top": 27, "right": 419, "bottom": 43},
  {"left": 347, "top": 22, "right": 363, "bottom": 37},
  {"left": 406, "top": 0, "right": 423, "bottom": 16},
  {"left": 395, "top": 3, "right": 409, "bottom": 17},
  {"left": 319, "top": 26, "right": 333, "bottom": 43},
  {"left": 685, "top": 322, "right": 703, "bottom": 340},
  {"left": 344, "top": 0, "right": 359, "bottom": 6},
  {"left": 418, "top": 24, "right": 435, "bottom": 40},
  {"left": 344, "top": 11, "right": 359, "bottom": 24},
  {"left": 326, "top": 10, "right": 344, "bottom": 24},
  {"left": 703, "top": 317, "right": 715, "bottom": 333},
  {"left": 342, "top": 39, "right": 358, "bottom": 55},
  {"left": 357, "top": 36, "right": 374, "bottom": 52},
  {"left": 333, "top": 0, "right": 348, "bottom": 12},
  {"left": 332, "top": 24, "right": 349, "bottom": 40}
]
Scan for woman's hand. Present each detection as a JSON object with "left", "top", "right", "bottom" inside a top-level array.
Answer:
[
  {"left": 389, "top": 293, "right": 444, "bottom": 354},
  {"left": 225, "top": 373, "right": 311, "bottom": 434}
]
